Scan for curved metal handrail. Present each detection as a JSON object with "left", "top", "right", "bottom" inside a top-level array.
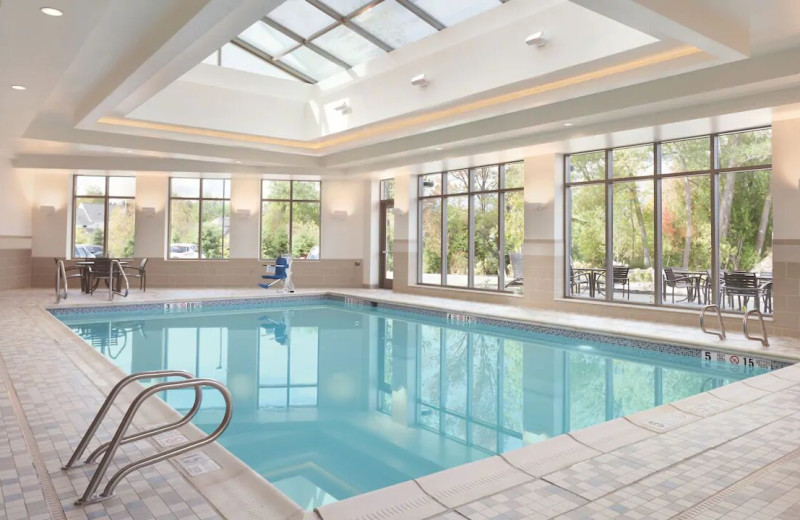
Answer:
[
  {"left": 700, "top": 304, "right": 726, "bottom": 340},
  {"left": 743, "top": 309, "right": 769, "bottom": 347},
  {"left": 76, "top": 378, "right": 232, "bottom": 505},
  {"left": 108, "top": 259, "right": 130, "bottom": 301},
  {"left": 62, "top": 370, "right": 195, "bottom": 470},
  {"left": 56, "top": 260, "right": 68, "bottom": 303}
]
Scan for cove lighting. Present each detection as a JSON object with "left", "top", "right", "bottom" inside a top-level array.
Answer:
[
  {"left": 40, "top": 7, "right": 63, "bottom": 16},
  {"left": 564, "top": 123, "right": 573, "bottom": 126},
  {"left": 11, "top": 85, "right": 26, "bottom": 91}
]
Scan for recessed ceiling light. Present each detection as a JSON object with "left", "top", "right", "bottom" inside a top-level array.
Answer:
[
  {"left": 40, "top": 7, "right": 63, "bottom": 16},
  {"left": 435, "top": 147, "right": 443, "bottom": 151},
  {"left": 563, "top": 123, "right": 573, "bottom": 126},
  {"left": 10, "top": 85, "right": 27, "bottom": 91},
  {"left": 125, "top": 150, "right": 134, "bottom": 153}
]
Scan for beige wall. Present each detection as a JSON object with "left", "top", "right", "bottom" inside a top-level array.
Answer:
[{"left": 28, "top": 172, "right": 369, "bottom": 290}]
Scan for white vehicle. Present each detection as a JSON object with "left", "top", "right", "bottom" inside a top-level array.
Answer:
[{"left": 170, "top": 243, "right": 199, "bottom": 259}]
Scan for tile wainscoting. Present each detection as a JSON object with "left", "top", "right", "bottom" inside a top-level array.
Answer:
[
  {"left": 31, "top": 257, "right": 363, "bottom": 289},
  {"left": 0, "top": 248, "right": 32, "bottom": 290}
]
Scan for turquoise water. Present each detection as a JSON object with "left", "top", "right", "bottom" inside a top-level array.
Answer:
[{"left": 57, "top": 301, "right": 768, "bottom": 510}]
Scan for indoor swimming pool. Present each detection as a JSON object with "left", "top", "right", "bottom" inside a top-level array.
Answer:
[{"left": 52, "top": 297, "right": 778, "bottom": 511}]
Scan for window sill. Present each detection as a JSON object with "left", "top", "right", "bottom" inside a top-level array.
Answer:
[
  {"left": 556, "top": 296, "right": 774, "bottom": 321},
  {"left": 413, "top": 283, "right": 524, "bottom": 298}
]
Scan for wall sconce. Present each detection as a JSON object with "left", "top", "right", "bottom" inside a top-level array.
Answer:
[
  {"left": 410, "top": 73, "right": 429, "bottom": 87},
  {"left": 530, "top": 202, "right": 546, "bottom": 211},
  {"left": 525, "top": 31, "right": 546, "bottom": 47},
  {"left": 392, "top": 207, "right": 407, "bottom": 216},
  {"left": 332, "top": 210, "right": 349, "bottom": 220},
  {"left": 333, "top": 101, "right": 350, "bottom": 114},
  {"left": 40, "top": 205, "right": 55, "bottom": 215},
  {"left": 140, "top": 207, "right": 156, "bottom": 217},
  {"left": 235, "top": 209, "right": 251, "bottom": 218}
]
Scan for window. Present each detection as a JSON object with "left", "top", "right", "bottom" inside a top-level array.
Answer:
[
  {"left": 169, "top": 178, "right": 230, "bottom": 259},
  {"left": 261, "top": 180, "right": 321, "bottom": 260},
  {"left": 417, "top": 162, "right": 524, "bottom": 293},
  {"left": 73, "top": 175, "right": 135, "bottom": 258},
  {"left": 380, "top": 179, "right": 395, "bottom": 201},
  {"left": 565, "top": 128, "right": 772, "bottom": 314}
]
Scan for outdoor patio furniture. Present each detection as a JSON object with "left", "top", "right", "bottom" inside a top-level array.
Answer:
[
  {"left": 723, "top": 272, "right": 768, "bottom": 312},
  {"left": 569, "top": 266, "right": 590, "bottom": 295},
  {"left": 663, "top": 267, "right": 698, "bottom": 303},
  {"left": 88, "top": 258, "right": 125, "bottom": 295},
  {"left": 54, "top": 257, "right": 85, "bottom": 292},
  {"left": 597, "top": 266, "right": 630, "bottom": 299},
  {"left": 123, "top": 258, "right": 148, "bottom": 291},
  {"left": 505, "top": 252, "right": 524, "bottom": 288}
]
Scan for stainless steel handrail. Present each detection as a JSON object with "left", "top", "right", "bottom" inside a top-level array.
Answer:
[
  {"left": 743, "top": 310, "right": 769, "bottom": 347},
  {"left": 700, "top": 304, "right": 726, "bottom": 340},
  {"left": 108, "top": 259, "right": 130, "bottom": 301},
  {"left": 55, "top": 260, "right": 68, "bottom": 303},
  {"left": 63, "top": 370, "right": 196, "bottom": 470},
  {"left": 76, "top": 378, "right": 232, "bottom": 505}
]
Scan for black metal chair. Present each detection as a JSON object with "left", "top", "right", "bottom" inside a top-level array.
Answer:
[
  {"left": 663, "top": 267, "right": 695, "bottom": 303},
  {"left": 124, "top": 258, "right": 148, "bottom": 291},
  {"left": 569, "top": 266, "right": 589, "bottom": 295},
  {"left": 88, "top": 258, "right": 117, "bottom": 295},
  {"left": 723, "top": 272, "right": 766, "bottom": 312},
  {"left": 54, "top": 257, "right": 85, "bottom": 292},
  {"left": 505, "top": 252, "right": 523, "bottom": 288},
  {"left": 597, "top": 266, "right": 630, "bottom": 299}
]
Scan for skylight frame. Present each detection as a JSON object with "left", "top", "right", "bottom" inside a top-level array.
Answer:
[{"left": 224, "top": 0, "right": 505, "bottom": 84}]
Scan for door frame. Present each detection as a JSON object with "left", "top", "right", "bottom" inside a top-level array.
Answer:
[{"left": 379, "top": 200, "right": 394, "bottom": 289}]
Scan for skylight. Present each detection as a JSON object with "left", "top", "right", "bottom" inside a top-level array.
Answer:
[{"left": 208, "top": 0, "right": 509, "bottom": 83}]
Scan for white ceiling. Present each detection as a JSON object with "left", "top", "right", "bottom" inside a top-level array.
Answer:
[{"left": 2, "top": 0, "right": 800, "bottom": 177}]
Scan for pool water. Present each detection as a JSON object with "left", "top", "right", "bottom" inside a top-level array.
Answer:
[{"left": 56, "top": 300, "right": 769, "bottom": 510}]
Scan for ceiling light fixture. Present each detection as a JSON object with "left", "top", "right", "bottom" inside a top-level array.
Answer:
[
  {"left": 40, "top": 7, "right": 63, "bottom": 16},
  {"left": 334, "top": 101, "right": 350, "bottom": 114},
  {"left": 435, "top": 147, "right": 443, "bottom": 151},
  {"left": 525, "top": 31, "right": 546, "bottom": 47},
  {"left": 563, "top": 123, "right": 573, "bottom": 126},
  {"left": 10, "top": 85, "right": 27, "bottom": 91},
  {"left": 410, "top": 73, "right": 429, "bottom": 87}
]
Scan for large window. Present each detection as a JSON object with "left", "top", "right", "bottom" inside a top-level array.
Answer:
[
  {"left": 565, "top": 128, "right": 773, "bottom": 314},
  {"left": 261, "top": 180, "right": 321, "bottom": 260},
  {"left": 169, "top": 178, "right": 230, "bottom": 260},
  {"left": 418, "top": 163, "right": 524, "bottom": 293},
  {"left": 73, "top": 175, "right": 136, "bottom": 258}
]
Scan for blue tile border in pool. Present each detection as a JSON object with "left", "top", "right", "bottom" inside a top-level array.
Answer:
[{"left": 48, "top": 293, "right": 792, "bottom": 370}]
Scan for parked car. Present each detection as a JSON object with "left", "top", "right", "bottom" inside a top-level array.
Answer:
[
  {"left": 170, "top": 243, "right": 199, "bottom": 259},
  {"left": 74, "top": 244, "right": 96, "bottom": 258},
  {"left": 305, "top": 245, "right": 320, "bottom": 260}
]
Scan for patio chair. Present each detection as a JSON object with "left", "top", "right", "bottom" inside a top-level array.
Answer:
[
  {"left": 597, "top": 266, "right": 630, "bottom": 299},
  {"left": 259, "top": 255, "right": 294, "bottom": 293},
  {"left": 569, "top": 266, "right": 589, "bottom": 295},
  {"left": 723, "top": 272, "right": 766, "bottom": 312},
  {"left": 663, "top": 267, "right": 695, "bottom": 303},
  {"left": 505, "top": 252, "right": 524, "bottom": 288},
  {"left": 88, "top": 258, "right": 127, "bottom": 296},
  {"left": 54, "top": 257, "right": 85, "bottom": 292},
  {"left": 123, "top": 258, "right": 148, "bottom": 291}
]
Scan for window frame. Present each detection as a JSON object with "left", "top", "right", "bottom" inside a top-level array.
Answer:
[
  {"left": 416, "top": 162, "right": 524, "bottom": 293},
  {"left": 167, "top": 178, "right": 231, "bottom": 261},
  {"left": 563, "top": 126, "right": 773, "bottom": 312},
  {"left": 260, "top": 180, "right": 322, "bottom": 261},
  {"left": 71, "top": 174, "right": 136, "bottom": 259}
]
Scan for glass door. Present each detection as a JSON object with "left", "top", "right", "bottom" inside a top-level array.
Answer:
[{"left": 380, "top": 200, "right": 394, "bottom": 289}]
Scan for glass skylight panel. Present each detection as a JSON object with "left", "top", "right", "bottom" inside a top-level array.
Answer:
[
  {"left": 353, "top": 0, "right": 437, "bottom": 48},
  {"left": 323, "top": 0, "right": 374, "bottom": 16},
  {"left": 220, "top": 43, "right": 299, "bottom": 81},
  {"left": 314, "top": 25, "right": 385, "bottom": 66},
  {"left": 267, "top": 0, "right": 336, "bottom": 39},
  {"left": 410, "top": 0, "right": 500, "bottom": 26},
  {"left": 280, "top": 46, "right": 345, "bottom": 81},
  {"left": 239, "top": 21, "right": 296, "bottom": 56}
]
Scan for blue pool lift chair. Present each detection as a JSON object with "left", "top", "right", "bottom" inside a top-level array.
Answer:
[{"left": 259, "top": 255, "right": 294, "bottom": 293}]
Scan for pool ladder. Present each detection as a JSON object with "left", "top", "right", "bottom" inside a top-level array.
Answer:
[
  {"left": 63, "top": 370, "right": 233, "bottom": 505},
  {"left": 699, "top": 305, "right": 769, "bottom": 346},
  {"left": 55, "top": 259, "right": 68, "bottom": 303}
]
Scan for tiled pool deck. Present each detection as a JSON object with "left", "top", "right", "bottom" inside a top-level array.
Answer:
[{"left": 2, "top": 287, "right": 800, "bottom": 520}]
